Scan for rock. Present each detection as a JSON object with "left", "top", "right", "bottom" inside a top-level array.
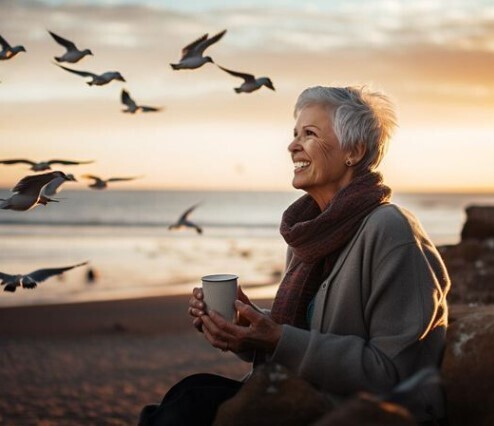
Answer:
[
  {"left": 442, "top": 309, "right": 494, "bottom": 426},
  {"left": 461, "top": 206, "right": 494, "bottom": 240},
  {"left": 436, "top": 205, "right": 494, "bottom": 304},
  {"left": 439, "top": 239, "right": 494, "bottom": 305},
  {"left": 213, "top": 363, "right": 332, "bottom": 426},
  {"left": 312, "top": 395, "right": 415, "bottom": 426}
]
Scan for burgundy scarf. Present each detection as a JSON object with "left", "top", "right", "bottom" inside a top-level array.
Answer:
[{"left": 270, "top": 172, "right": 391, "bottom": 328}]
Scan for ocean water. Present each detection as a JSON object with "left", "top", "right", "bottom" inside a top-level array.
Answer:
[{"left": 1, "top": 189, "right": 493, "bottom": 307}]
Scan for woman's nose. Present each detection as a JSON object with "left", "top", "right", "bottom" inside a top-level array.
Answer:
[{"left": 288, "top": 137, "right": 301, "bottom": 152}]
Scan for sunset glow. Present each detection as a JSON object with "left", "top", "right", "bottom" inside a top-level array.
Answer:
[{"left": 1, "top": 0, "right": 493, "bottom": 192}]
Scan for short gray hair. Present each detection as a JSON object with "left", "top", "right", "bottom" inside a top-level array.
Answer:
[{"left": 294, "top": 86, "right": 397, "bottom": 172}]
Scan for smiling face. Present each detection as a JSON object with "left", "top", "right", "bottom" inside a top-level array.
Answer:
[{"left": 288, "top": 104, "right": 355, "bottom": 210}]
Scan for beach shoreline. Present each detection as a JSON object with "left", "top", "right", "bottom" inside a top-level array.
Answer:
[{"left": 0, "top": 294, "right": 272, "bottom": 425}]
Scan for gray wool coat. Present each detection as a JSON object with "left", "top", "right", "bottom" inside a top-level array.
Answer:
[{"left": 268, "top": 203, "right": 450, "bottom": 422}]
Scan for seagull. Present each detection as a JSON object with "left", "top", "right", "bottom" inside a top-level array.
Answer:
[
  {"left": 48, "top": 30, "right": 93, "bottom": 63},
  {"left": 0, "top": 261, "right": 88, "bottom": 292},
  {"left": 0, "top": 171, "right": 73, "bottom": 211},
  {"left": 82, "top": 174, "right": 141, "bottom": 190},
  {"left": 55, "top": 63, "right": 125, "bottom": 86},
  {"left": 121, "top": 89, "right": 162, "bottom": 114},
  {"left": 217, "top": 65, "right": 275, "bottom": 93},
  {"left": 168, "top": 203, "right": 203, "bottom": 234},
  {"left": 170, "top": 29, "right": 227, "bottom": 70},
  {"left": 0, "top": 158, "right": 94, "bottom": 172},
  {"left": 0, "top": 35, "right": 26, "bottom": 60}
]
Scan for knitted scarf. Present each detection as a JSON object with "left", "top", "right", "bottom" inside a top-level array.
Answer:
[{"left": 270, "top": 171, "right": 391, "bottom": 328}]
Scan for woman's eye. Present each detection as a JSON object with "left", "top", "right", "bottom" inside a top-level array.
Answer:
[{"left": 305, "top": 130, "right": 316, "bottom": 137}]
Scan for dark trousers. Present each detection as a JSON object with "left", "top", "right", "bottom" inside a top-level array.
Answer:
[{"left": 138, "top": 374, "right": 243, "bottom": 426}]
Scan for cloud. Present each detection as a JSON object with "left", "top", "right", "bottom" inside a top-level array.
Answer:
[
  {"left": 4, "top": 0, "right": 494, "bottom": 54},
  {"left": 1, "top": 0, "right": 493, "bottom": 109}
]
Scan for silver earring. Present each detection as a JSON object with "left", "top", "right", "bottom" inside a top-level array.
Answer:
[{"left": 345, "top": 159, "right": 352, "bottom": 167}]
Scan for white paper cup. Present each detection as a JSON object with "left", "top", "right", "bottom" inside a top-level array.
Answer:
[{"left": 201, "top": 274, "right": 238, "bottom": 322}]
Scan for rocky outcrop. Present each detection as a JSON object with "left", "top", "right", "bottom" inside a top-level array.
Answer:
[
  {"left": 312, "top": 396, "right": 415, "bottom": 426},
  {"left": 442, "top": 306, "right": 494, "bottom": 426},
  {"left": 438, "top": 207, "right": 494, "bottom": 424},
  {"left": 214, "top": 363, "right": 430, "bottom": 426},
  {"left": 213, "top": 363, "right": 332, "bottom": 426},
  {"left": 439, "top": 205, "right": 494, "bottom": 304},
  {"left": 460, "top": 206, "right": 494, "bottom": 240}
]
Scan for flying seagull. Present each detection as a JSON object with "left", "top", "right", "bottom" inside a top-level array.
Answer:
[
  {"left": 170, "top": 29, "right": 227, "bottom": 70},
  {"left": 55, "top": 63, "right": 125, "bottom": 86},
  {"left": 168, "top": 203, "right": 203, "bottom": 234},
  {"left": 217, "top": 65, "right": 275, "bottom": 93},
  {"left": 0, "top": 35, "right": 26, "bottom": 60},
  {"left": 48, "top": 30, "right": 93, "bottom": 63},
  {"left": 0, "top": 171, "right": 74, "bottom": 211},
  {"left": 121, "top": 89, "right": 162, "bottom": 114},
  {"left": 0, "top": 261, "right": 88, "bottom": 292},
  {"left": 82, "top": 174, "right": 141, "bottom": 190},
  {"left": 0, "top": 158, "right": 94, "bottom": 172}
]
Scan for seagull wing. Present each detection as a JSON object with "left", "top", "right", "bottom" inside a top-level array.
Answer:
[
  {"left": 12, "top": 172, "right": 61, "bottom": 195},
  {"left": 195, "top": 29, "right": 227, "bottom": 55},
  {"left": 180, "top": 33, "right": 209, "bottom": 59},
  {"left": 107, "top": 176, "right": 140, "bottom": 182},
  {"left": 47, "top": 159, "right": 94, "bottom": 166},
  {"left": 140, "top": 106, "right": 162, "bottom": 112},
  {"left": 28, "top": 261, "right": 88, "bottom": 283},
  {"left": 178, "top": 203, "right": 200, "bottom": 222},
  {"left": 48, "top": 31, "right": 77, "bottom": 51},
  {"left": 184, "top": 220, "right": 203, "bottom": 234},
  {"left": 81, "top": 174, "right": 100, "bottom": 181},
  {"left": 216, "top": 65, "right": 255, "bottom": 83},
  {"left": 55, "top": 64, "right": 97, "bottom": 78},
  {"left": 0, "top": 272, "right": 15, "bottom": 283},
  {"left": 0, "top": 159, "right": 37, "bottom": 166},
  {"left": 121, "top": 89, "right": 137, "bottom": 109},
  {"left": 41, "top": 176, "right": 65, "bottom": 196},
  {"left": 0, "top": 35, "right": 12, "bottom": 50}
]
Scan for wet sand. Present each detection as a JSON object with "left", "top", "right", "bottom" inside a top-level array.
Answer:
[{"left": 0, "top": 295, "right": 272, "bottom": 425}]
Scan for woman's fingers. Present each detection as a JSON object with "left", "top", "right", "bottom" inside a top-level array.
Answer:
[
  {"left": 235, "top": 300, "right": 262, "bottom": 325},
  {"left": 188, "top": 287, "right": 205, "bottom": 316},
  {"left": 192, "top": 317, "right": 204, "bottom": 333},
  {"left": 201, "top": 313, "right": 232, "bottom": 350},
  {"left": 237, "top": 286, "right": 251, "bottom": 304},
  {"left": 188, "top": 306, "right": 205, "bottom": 317},
  {"left": 192, "top": 287, "right": 204, "bottom": 300}
]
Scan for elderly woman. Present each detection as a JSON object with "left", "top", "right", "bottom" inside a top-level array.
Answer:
[{"left": 139, "top": 86, "right": 450, "bottom": 426}]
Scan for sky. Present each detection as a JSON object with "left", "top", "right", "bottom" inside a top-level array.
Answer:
[{"left": 1, "top": 0, "right": 493, "bottom": 192}]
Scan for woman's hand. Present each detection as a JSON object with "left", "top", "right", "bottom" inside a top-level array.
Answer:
[
  {"left": 188, "top": 286, "right": 254, "bottom": 333},
  {"left": 200, "top": 300, "right": 282, "bottom": 354}
]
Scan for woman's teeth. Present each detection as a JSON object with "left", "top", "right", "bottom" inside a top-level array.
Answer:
[{"left": 294, "top": 161, "right": 310, "bottom": 170}]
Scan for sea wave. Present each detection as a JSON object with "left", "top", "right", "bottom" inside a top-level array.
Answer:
[{"left": 0, "top": 218, "right": 279, "bottom": 228}]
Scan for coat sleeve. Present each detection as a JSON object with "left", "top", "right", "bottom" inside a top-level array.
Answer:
[{"left": 268, "top": 241, "right": 448, "bottom": 395}]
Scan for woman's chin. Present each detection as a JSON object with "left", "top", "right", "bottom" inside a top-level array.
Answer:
[{"left": 291, "top": 177, "right": 306, "bottom": 191}]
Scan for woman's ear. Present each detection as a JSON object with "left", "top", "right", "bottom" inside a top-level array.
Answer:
[{"left": 348, "top": 143, "right": 366, "bottom": 165}]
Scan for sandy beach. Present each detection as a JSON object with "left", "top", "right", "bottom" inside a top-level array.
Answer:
[{"left": 0, "top": 295, "right": 272, "bottom": 425}]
